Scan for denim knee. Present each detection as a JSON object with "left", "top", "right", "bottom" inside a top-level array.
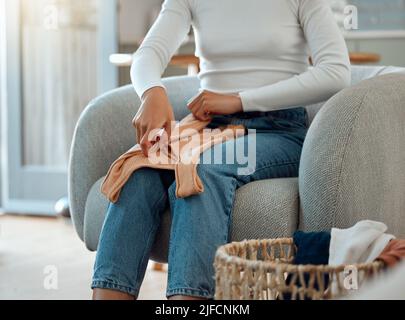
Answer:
[
  {"left": 122, "top": 168, "right": 153, "bottom": 191},
  {"left": 118, "top": 168, "right": 163, "bottom": 203}
]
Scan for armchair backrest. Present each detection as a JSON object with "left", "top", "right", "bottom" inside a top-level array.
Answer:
[
  {"left": 299, "top": 72, "right": 405, "bottom": 237},
  {"left": 162, "top": 76, "right": 201, "bottom": 120},
  {"left": 305, "top": 65, "right": 405, "bottom": 123}
]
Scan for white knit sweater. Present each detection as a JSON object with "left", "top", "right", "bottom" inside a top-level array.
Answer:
[{"left": 131, "top": 0, "right": 351, "bottom": 112}]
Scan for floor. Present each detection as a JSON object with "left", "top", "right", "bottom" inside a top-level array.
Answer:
[{"left": 0, "top": 214, "right": 167, "bottom": 300}]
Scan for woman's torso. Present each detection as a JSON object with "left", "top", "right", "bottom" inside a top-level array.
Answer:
[{"left": 190, "top": 0, "right": 309, "bottom": 93}]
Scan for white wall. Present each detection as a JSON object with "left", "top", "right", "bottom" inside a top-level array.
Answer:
[
  {"left": 0, "top": 0, "right": 4, "bottom": 209},
  {"left": 0, "top": 68, "right": 2, "bottom": 209},
  {"left": 118, "top": 0, "right": 163, "bottom": 44},
  {"left": 0, "top": 58, "right": 2, "bottom": 209}
]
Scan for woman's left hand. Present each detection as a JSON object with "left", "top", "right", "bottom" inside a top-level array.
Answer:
[{"left": 188, "top": 91, "right": 243, "bottom": 121}]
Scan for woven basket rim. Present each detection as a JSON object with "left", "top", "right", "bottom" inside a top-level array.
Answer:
[{"left": 215, "top": 238, "right": 384, "bottom": 272}]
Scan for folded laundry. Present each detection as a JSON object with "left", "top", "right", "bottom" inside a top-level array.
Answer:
[
  {"left": 293, "top": 231, "right": 331, "bottom": 265},
  {"left": 101, "top": 114, "right": 245, "bottom": 203},
  {"left": 286, "top": 221, "right": 398, "bottom": 299},
  {"left": 329, "top": 220, "right": 395, "bottom": 266},
  {"left": 376, "top": 239, "right": 405, "bottom": 268},
  {"left": 328, "top": 220, "right": 395, "bottom": 296},
  {"left": 284, "top": 231, "right": 331, "bottom": 300}
]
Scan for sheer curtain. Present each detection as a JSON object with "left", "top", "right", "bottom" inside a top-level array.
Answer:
[
  {"left": 21, "top": 0, "right": 98, "bottom": 168},
  {"left": 0, "top": 0, "right": 5, "bottom": 208}
]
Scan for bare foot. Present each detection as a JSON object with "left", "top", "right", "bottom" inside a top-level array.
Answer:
[{"left": 92, "top": 289, "right": 135, "bottom": 300}]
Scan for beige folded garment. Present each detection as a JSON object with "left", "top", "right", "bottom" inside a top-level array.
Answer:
[{"left": 101, "top": 114, "right": 245, "bottom": 203}]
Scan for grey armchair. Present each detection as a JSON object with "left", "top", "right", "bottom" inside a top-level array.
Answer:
[{"left": 69, "top": 66, "right": 405, "bottom": 263}]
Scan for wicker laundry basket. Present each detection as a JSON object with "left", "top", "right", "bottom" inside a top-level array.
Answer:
[{"left": 214, "top": 238, "right": 384, "bottom": 300}]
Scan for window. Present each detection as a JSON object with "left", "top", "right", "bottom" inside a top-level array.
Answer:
[{"left": 351, "top": 0, "right": 405, "bottom": 30}]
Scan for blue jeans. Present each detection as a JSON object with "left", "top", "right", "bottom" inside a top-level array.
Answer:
[{"left": 92, "top": 107, "right": 308, "bottom": 299}]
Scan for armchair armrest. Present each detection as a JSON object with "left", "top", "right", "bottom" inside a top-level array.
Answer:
[
  {"left": 232, "top": 177, "right": 300, "bottom": 241},
  {"left": 68, "top": 85, "right": 139, "bottom": 240},
  {"left": 68, "top": 75, "right": 200, "bottom": 240},
  {"left": 299, "top": 74, "right": 405, "bottom": 236}
]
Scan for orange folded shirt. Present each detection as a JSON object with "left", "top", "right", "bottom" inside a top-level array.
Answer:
[
  {"left": 376, "top": 239, "right": 405, "bottom": 268},
  {"left": 101, "top": 114, "right": 246, "bottom": 203}
]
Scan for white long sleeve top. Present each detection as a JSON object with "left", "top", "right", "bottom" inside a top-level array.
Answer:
[{"left": 131, "top": 0, "right": 351, "bottom": 112}]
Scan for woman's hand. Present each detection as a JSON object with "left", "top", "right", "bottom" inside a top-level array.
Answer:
[
  {"left": 133, "top": 87, "right": 175, "bottom": 156},
  {"left": 188, "top": 91, "right": 243, "bottom": 121}
]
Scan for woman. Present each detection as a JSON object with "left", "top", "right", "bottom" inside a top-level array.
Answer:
[{"left": 92, "top": 0, "right": 350, "bottom": 300}]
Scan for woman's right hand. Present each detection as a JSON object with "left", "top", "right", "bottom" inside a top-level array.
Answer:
[{"left": 133, "top": 87, "right": 175, "bottom": 157}]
